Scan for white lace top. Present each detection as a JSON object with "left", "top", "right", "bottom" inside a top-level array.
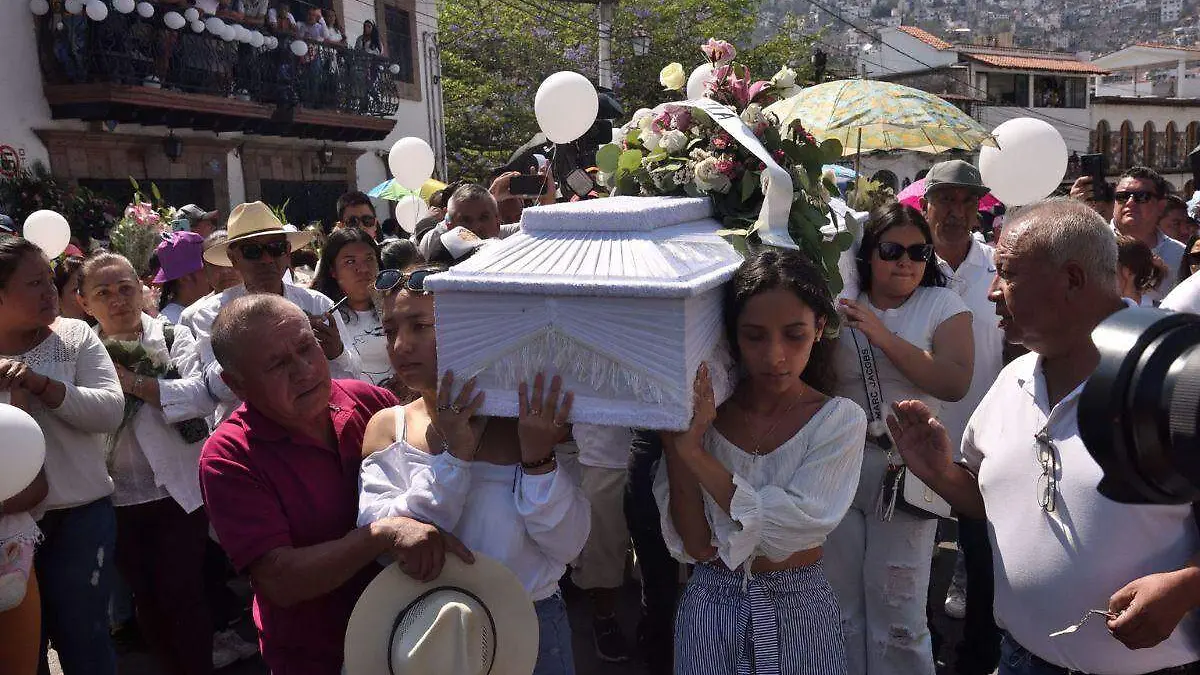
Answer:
[
  {"left": 357, "top": 407, "right": 592, "bottom": 601},
  {"left": 654, "top": 396, "right": 866, "bottom": 570},
  {"left": 6, "top": 319, "right": 124, "bottom": 513}
]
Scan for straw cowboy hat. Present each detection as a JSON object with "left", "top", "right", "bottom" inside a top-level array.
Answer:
[
  {"left": 202, "top": 201, "right": 313, "bottom": 267},
  {"left": 344, "top": 554, "right": 538, "bottom": 675}
]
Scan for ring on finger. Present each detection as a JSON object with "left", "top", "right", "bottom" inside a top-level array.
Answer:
[
  {"left": 530, "top": 409, "right": 542, "bottom": 416},
  {"left": 553, "top": 419, "right": 566, "bottom": 427},
  {"left": 449, "top": 404, "right": 463, "bottom": 414},
  {"left": 436, "top": 404, "right": 451, "bottom": 412}
]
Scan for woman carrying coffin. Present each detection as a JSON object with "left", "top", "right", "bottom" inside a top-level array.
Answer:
[
  {"left": 655, "top": 248, "right": 866, "bottom": 674},
  {"left": 356, "top": 264, "right": 591, "bottom": 675}
]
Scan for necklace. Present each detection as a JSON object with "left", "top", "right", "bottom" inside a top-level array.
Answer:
[
  {"left": 740, "top": 391, "right": 808, "bottom": 457},
  {"left": 428, "top": 416, "right": 488, "bottom": 457}
]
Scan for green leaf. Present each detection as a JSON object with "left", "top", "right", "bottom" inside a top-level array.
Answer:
[
  {"left": 150, "top": 183, "right": 162, "bottom": 205},
  {"left": 820, "top": 138, "right": 843, "bottom": 161},
  {"left": 833, "top": 230, "right": 855, "bottom": 251},
  {"left": 595, "top": 144, "right": 621, "bottom": 174},
  {"left": 740, "top": 171, "right": 758, "bottom": 201},
  {"left": 646, "top": 150, "right": 669, "bottom": 163},
  {"left": 618, "top": 149, "right": 644, "bottom": 172}
]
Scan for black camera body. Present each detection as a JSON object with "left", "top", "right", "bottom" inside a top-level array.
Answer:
[{"left": 1079, "top": 308, "right": 1200, "bottom": 504}]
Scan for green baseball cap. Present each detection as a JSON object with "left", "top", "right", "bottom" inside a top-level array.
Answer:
[{"left": 925, "top": 160, "right": 989, "bottom": 197}]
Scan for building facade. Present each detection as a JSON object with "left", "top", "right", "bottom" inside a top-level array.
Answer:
[{"left": 0, "top": 0, "right": 440, "bottom": 228}]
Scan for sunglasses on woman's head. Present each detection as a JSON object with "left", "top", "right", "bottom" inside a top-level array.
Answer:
[
  {"left": 234, "top": 240, "right": 290, "bottom": 260},
  {"left": 374, "top": 268, "right": 441, "bottom": 295},
  {"left": 877, "top": 242, "right": 934, "bottom": 263}
]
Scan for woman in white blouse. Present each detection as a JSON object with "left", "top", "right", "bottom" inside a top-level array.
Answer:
[
  {"left": 824, "top": 203, "right": 974, "bottom": 675},
  {"left": 311, "top": 228, "right": 393, "bottom": 387},
  {"left": 656, "top": 249, "right": 866, "bottom": 675},
  {"left": 0, "top": 238, "right": 125, "bottom": 675},
  {"left": 76, "top": 252, "right": 218, "bottom": 675},
  {"left": 358, "top": 265, "right": 591, "bottom": 675}
]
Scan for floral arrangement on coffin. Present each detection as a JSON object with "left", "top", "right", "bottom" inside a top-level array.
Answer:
[
  {"left": 594, "top": 39, "right": 855, "bottom": 295},
  {"left": 108, "top": 179, "right": 177, "bottom": 279}
]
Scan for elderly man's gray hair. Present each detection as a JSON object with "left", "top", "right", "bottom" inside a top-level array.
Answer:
[
  {"left": 211, "top": 294, "right": 305, "bottom": 375},
  {"left": 1006, "top": 197, "right": 1119, "bottom": 290}
]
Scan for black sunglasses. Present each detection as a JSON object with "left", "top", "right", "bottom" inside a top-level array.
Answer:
[
  {"left": 1114, "top": 190, "right": 1157, "bottom": 204},
  {"left": 234, "top": 240, "right": 290, "bottom": 260},
  {"left": 344, "top": 215, "right": 377, "bottom": 227},
  {"left": 877, "top": 242, "right": 934, "bottom": 263},
  {"left": 374, "top": 268, "right": 442, "bottom": 295}
]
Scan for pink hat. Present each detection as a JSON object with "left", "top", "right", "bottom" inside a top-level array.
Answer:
[{"left": 153, "top": 231, "right": 205, "bottom": 284}]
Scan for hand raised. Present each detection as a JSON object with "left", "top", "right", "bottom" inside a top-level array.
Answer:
[
  {"left": 886, "top": 400, "right": 955, "bottom": 483},
  {"left": 431, "top": 371, "right": 486, "bottom": 460},
  {"left": 518, "top": 373, "right": 573, "bottom": 464},
  {"left": 664, "top": 363, "right": 716, "bottom": 453}
]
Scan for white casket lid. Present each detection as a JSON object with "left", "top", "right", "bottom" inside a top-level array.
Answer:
[{"left": 423, "top": 196, "right": 743, "bottom": 299}]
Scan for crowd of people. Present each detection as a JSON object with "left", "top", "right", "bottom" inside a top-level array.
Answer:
[{"left": 2, "top": 155, "right": 1200, "bottom": 675}]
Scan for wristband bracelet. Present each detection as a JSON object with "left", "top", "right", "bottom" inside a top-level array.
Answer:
[{"left": 520, "top": 451, "right": 556, "bottom": 471}]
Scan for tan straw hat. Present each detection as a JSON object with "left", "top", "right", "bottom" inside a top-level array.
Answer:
[
  {"left": 202, "top": 201, "right": 313, "bottom": 267},
  {"left": 344, "top": 554, "right": 538, "bottom": 675}
]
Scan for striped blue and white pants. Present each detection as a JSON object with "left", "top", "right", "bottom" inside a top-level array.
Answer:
[{"left": 673, "top": 561, "right": 848, "bottom": 675}]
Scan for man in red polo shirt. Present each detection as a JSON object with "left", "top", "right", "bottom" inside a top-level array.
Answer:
[{"left": 198, "top": 294, "right": 473, "bottom": 675}]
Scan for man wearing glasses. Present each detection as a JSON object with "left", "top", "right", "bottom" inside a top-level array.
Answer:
[
  {"left": 336, "top": 191, "right": 380, "bottom": 241},
  {"left": 1111, "top": 167, "right": 1183, "bottom": 305},
  {"left": 185, "top": 201, "right": 363, "bottom": 423},
  {"left": 891, "top": 199, "right": 1200, "bottom": 675}
]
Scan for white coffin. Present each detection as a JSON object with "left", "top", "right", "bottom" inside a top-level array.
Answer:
[{"left": 424, "top": 196, "right": 741, "bottom": 431}]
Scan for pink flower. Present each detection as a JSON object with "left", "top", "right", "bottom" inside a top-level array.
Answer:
[
  {"left": 712, "top": 132, "right": 734, "bottom": 150},
  {"left": 701, "top": 38, "right": 736, "bottom": 65},
  {"left": 714, "top": 157, "right": 738, "bottom": 179},
  {"left": 125, "top": 202, "right": 160, "bottom": 227}
]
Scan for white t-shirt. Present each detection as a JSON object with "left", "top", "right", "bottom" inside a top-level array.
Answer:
[
  {"left": 963, "top": 352, "right": 1200, "bottom": 674},
  {"left": 1162, "top": 271, "right": 1200, "bottom": 313},
  {"left": 834, "top": 285, "right": 971, "bottom": 423},
  {"left": 937, "top": 241, "right": 1005, "bottom": 453},
  {"left": 339, "top": 309, "right": 392, "bottom": 387}
]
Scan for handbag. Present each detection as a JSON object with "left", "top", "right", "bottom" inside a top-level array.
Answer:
[{"left": 849, "top": 326, "right": 952, "bottom": 521}]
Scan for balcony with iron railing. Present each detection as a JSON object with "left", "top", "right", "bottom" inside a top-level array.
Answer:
[{"left": 34, "top": 6, "right": 404, "bottom": 142}]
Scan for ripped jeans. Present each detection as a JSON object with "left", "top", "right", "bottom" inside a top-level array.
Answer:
[
  {"left": 35, "top": 497, "right": 118, "bottom": 675},
  {"left": 825, "top": 445, "right": 938, "bottom": 675}
]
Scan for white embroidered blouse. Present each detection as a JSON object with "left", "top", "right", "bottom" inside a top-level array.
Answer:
[
  {"left": 654, "top": 396, "right": 866, "bottom": 571},
  {"left": 357, "top": 407, "right": 592, "bottom": 601}
]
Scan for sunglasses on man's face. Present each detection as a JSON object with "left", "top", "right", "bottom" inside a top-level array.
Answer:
[
  {"left": 234, "top": 240, "right": 290, "bottom": 261},
  {"left": 1114, "top": 190, "right": 1157, "bottom": 204},
  {"left": 877, "top": 242, "right": 934, "bottom": 263},
  {"left": 374, "top": 268, "right": 442, "bottom": 295},
  {"left": 344, "top": 215, "right": 377, "bottom": 228}
]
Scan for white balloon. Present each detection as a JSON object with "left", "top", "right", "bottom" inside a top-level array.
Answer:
[
  {"left": 290, "top": 39, "right": 309, "bottom": 56},
  {"left": 135, "top": 1, "right": 153, "bottom": 18},
  {"left": 29, "top": 0, "right": 51, "bottom": 16},
  {"left": 190, "top": 19, "right": 204, "bottom": 33},
  {"left": 686, "top": 63, "right": 717, "bottom": 100},
  {"left": 163, "top": 11, "right": 185, "bottom": 30},
  {"left": 250, "top": 31, "right": 264, "bottom": 48},
  {"left": 234, "top": 25, "right": 249, "bottom": 43},
  {"left": 64, "top": 0, "right": 83, "bottom": 14},
  {"left": 534, "top": 71, "right": 599, "bottom": 144},
  {"left": 204, "top": 16, "right": 224, "bottom": 34},
  {"left": 0, "top": 405, "right": 46, "bottom": 503},
  {"left": 388, "top": 137, "right": 436, "bottom": 191},
  {"left": 85, "top": 0, "right": 108, "bottom": 21},
  {"left": 978, "top": 117, "right": 1069, "bottom": 206},
  {"left": 23, "top": 210, "right": 71, "bottom": 259},
  {"left": 183, "top": 7, "right": 199, "bottom": 22},
  {"left": 266, "top": 36, "right": 278, "bottom": 49},
  {"left": 113, "top": 0, "right": 135, "bottom": 13},
  {"left": 388, "top": 63, "right": 400, "bottom": 75},
  {"left": 220, "top": 24, "right": 235, "bottom": 41},
  {"left": 394, "top": 195, "right": 429, "bottom": 234}
]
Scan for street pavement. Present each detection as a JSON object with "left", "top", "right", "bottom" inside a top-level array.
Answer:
[{"left": 51, "top": 542, "right": 973, "bottom": 675}]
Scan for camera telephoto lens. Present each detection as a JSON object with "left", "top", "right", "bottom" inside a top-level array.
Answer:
[{"left": 1079, "top": 307, "right": 1200, "bottom": 505}]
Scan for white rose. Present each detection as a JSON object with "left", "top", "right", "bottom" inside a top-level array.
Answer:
[
  {"left": 641, "top": 130, "right": 662, "bottom": 152},
  {"left": 771, "top": 66, "right": 797, "bottom": 89},
  {"left": 659, "top": 62, "right": 686, "bottom": 91},
  {"left": 694, "top": 157, "right": 732, "bottom": 194},
  {"left": 659, "top": 129, "right": 688, "bottom": 155},
  {"left": 740, "top": 103, "right": 765, "bottom": 127}
]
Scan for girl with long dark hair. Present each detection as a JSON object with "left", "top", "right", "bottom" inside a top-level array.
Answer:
[{"left": 311, "top": 228, "right": 391, "bottom": 385}]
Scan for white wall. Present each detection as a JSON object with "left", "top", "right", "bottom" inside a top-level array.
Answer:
[
  {"left": 0, "top": 1, "right": 60, "bottom": 169},
  {"left": 1092, "top": 101, "right": 1200, "bottom": 129},
  {"left": 978, "top": 106, "right": 1093, "bottom": 154},
  {"left": 860, "top": 29, "right": 958, "bottom": 78}
]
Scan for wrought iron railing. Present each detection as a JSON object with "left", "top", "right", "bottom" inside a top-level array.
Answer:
[{"left": 35, "top": 8, "right": 401, "bottom": 118}]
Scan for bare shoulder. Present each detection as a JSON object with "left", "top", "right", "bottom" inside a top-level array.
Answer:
[{"left": 362, "top": 406, "right": 399, "bottom": 458}]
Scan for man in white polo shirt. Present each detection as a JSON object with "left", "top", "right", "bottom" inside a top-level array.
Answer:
[
  {"left": 923, "top": 160, "right": 1006, "bottom": 675},
  {"left": 890, "top": 198, "right": 1200, "bottom": 675}
]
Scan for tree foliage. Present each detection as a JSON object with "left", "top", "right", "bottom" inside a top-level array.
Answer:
[{"left": 438, "top": 0, "right": 818, "bottom": 181}]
